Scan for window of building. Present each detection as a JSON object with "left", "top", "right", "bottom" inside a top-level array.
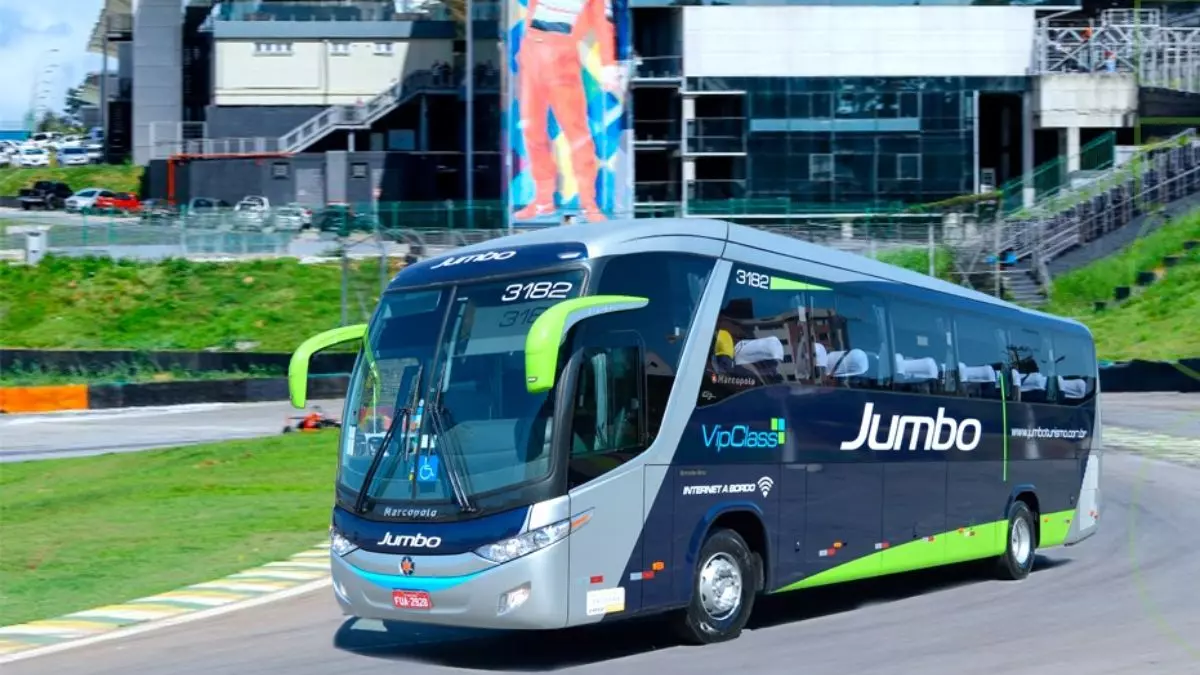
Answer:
[
  {"left": 810, "top": 154, "right": 833, "bottom": 181},
  {"left": 351, "top": 163, "right": 369, "bottom": 178},
  {"left": 891, "top": 300, "right": 955, "bottom": 396},
  {"left": 1052, "top": 333, "right": 1097, "bottom": 405},
  {"left": 254, "top": 42, "right": 292, "bottom": 55},
  {"left": 373, "top": 42, "right": 394, "bottom": 55},
  {"left": 330, "top": 42, "right": 351, "bottom": 55},
  {"left": 953, "top": 313, "right": 1008, "bottom": 400},
  {"left": 897, "top": 153, "right": 921, "bottom": 180},
  {"left": 271, "top": 162, "right": 289, "bottom": 179}
]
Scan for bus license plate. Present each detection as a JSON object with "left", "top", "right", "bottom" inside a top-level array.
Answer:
[{"left": 392, "top": 590, "right": 432, "bottom": 610}]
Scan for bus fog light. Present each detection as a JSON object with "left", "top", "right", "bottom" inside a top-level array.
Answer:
[{"left": 498, "top": 583, "right": 532, "bottom": 615}]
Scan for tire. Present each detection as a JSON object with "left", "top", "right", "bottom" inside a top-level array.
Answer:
[
  {"left": 995, "top": 500, "right": 1037, "bottom": 581},
  {"left": 671, "top": 528, "right": 760, "bottom": 645}
]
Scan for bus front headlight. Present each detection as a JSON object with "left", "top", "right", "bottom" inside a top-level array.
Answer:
[
  {"left": 474, "top": 518, "right": 573, "bottom": 564},
  {"left": 330, "top": 526, "right": 358, "bottom": 557}
]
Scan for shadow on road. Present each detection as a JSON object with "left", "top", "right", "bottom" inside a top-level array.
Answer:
[{"left": 333, "top": 554, "right": 1071, "bottom": 671}]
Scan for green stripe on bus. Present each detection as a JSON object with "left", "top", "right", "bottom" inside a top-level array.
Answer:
[{"left": 768, "top": 277, "right": 830, "bottom": 292}]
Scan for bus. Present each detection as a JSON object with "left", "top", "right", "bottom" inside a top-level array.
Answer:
[{"left": 288, "top": 218, "right": 1102, "bottom": 644}]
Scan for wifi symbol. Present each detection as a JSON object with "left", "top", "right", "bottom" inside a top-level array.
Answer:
[{"left": 757, "top": 476, "right": 774, "bottom": 498}]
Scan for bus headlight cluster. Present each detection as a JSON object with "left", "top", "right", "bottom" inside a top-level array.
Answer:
[
  {"left": 475, "top": 518, "right": 571, "bottom": 564},
  {"left": 330, "top": 526, "right": 358, "bottom": 557}
]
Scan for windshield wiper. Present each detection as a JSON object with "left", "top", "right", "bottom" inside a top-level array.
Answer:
[
  {"left": 353, "top": 406, "right": 411, "bottom": 514},
  {"left": 422, "top": 405, "right": 477, "bottom": 513}
]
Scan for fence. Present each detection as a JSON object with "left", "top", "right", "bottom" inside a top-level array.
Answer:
[{"left": 996, "top": 132, "right": 1117, "bottom": 216}]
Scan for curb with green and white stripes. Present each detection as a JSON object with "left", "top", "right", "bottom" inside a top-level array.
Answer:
[{"left": 0, "top": 542, "right": 331, "bottom": 662}]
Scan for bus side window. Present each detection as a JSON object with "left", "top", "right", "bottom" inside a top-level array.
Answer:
[
  {"left": 1052, "top": 333, "right": 1096, "bottom": 405},
  {"left": 1008, "top": 328, "right": 1056, "bottom": 404},
  {"left": 567, "top": 345, "right": 645, "bottom": 488},
  {"left": 832, "top": 292, "right": 892, "bottom": 391},
  {"left": 890, "top": 299, "right": 956, "bottom": 397},
  {"left": 953, "top": 313, "right": 1007, "bottom": 400}
]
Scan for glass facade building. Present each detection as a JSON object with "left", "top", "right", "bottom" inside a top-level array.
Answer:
[{"left": 680, "top": 76, "right": 1028, "bottom": 209}]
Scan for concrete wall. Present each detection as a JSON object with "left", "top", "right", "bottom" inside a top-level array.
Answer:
[
  {"left": 132, "top": 0, "right": 183, "bottom": 165},
  {"left": 213, "top": 38, "right": 454, "bottom": 106},
  {"left": 1034, "top": 73, "right": 1138, "bottom": 129},
  {"left": 152, "top": 151, "right": 503, "bottom": 207},
  {"left": 682, "top": 6, "right": 1037, "bottom": 78},
  {"left": 204, "top": 105, "right": 329, "bottom": 138}
]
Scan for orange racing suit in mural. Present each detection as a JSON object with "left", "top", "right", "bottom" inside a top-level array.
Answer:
[{"left": 515, "top": 0, "right": 621, "bottom": 222}]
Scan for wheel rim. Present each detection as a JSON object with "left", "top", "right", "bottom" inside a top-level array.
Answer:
[
  {"left": 1011, "top": 517, "right": 1033, "bottom": 566},
  {"left": 698, "top": 552, "right": 743, "bottom": 621}
]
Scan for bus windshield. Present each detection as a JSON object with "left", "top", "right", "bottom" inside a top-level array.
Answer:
[{"left": 338, "top": 269, "right": 585, "bottom": 516}]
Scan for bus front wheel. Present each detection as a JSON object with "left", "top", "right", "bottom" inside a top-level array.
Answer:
[
  {"left": 995, "top": 501, "right": 1037, "bottom": 581},
  {"left": 672, "top": 528, "right": 759, "bottom": 645}
]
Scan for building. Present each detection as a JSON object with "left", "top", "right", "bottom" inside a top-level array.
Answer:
[{"left": 87, "top": 0, "right": 1200, "bottom": 221}]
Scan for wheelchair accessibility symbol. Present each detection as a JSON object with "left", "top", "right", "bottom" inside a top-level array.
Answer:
[{"left": 417, "top": 455, "right": 440, "bottom": 483}]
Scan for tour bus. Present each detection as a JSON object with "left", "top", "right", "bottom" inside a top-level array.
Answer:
[{"left": 288, "top": 218, "right": 1102, "bottom": 644}]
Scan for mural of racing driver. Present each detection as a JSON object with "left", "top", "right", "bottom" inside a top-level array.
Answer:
[{"left": 514, "top": 0, "right": 624, "bottom": 223}]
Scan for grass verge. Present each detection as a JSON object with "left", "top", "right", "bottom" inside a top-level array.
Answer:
[
  {"left": 0, "top": 364, "right": 285, "bottom": 387},
  {"left": 1046, "top": 209, "right": 1200, "bottom": 360},
  {"left": 0, "top": 255, "right": 392, "bottom": 351},
  {"left": 0, "top": 431, "right": 336, "bottom": 626},
  {"left": 0, "top": 164, "right": 144, "bottom": 198}
]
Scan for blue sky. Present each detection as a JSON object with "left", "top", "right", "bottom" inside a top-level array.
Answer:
[{"left": 0, "top": 0, "right": 106, "bottom": 126}]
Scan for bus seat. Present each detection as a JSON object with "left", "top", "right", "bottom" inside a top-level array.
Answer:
[
  {"left": 813, "top": 342, "right": 829, "bottom": 378},
  {"left": 1058, "top": 376, "right": 1088, "bottom": 400},
  {"left": 734, "top": 336, "right": 784, "bottom": 366},
  {"left": 894, "top": 354, "right": 939, "bottom": 382},
  {"left": 1016, "top": 370, "right": 1049, "bottom": 403},
  {"left": 827, "top": 349, "right": 869, "bottom": 379}
]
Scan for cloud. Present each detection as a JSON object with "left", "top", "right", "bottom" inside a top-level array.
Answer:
[{"left": 0, "top": 0, "right": 107, "bottom": 126}]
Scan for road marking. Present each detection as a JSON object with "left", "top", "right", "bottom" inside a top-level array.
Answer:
[
  {"left": 0, "top": 544, "right": 330, "bottom": 665},
  {"left": 1105, "top": 426, "right": 1200, "bottom": 466}
]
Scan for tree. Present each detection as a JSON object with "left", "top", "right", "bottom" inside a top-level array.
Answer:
[{"left": 64, "top": 86, "right": 88, "bottom": 122}]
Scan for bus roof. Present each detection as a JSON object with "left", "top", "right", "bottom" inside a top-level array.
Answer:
[{"left": 399, "top": 218, "right": 1089, "bottom": 334}]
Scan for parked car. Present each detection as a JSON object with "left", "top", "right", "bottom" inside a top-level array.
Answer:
[
  {"left": 18, "top": 181, "right": 73, "bottom": 210},
  {"left": 57, "top": 146, "right": 91, "bottom": 166},
  {"left": 65, "top": 188, "right": 116, "bottom": 212},
  {"left": 183, "top": 197, "right": 233, "bottom": 228},
  {"left": 17, "top": 147, "right": 50, "bottom": 168},
  {"left": 93, "top": 192, "right": 142, "bottom": 214},
  {"left": 234, "top": 195, "right": 271, "bottom": 229},
  {"left": 139, "top": 198, "right": 177, "bottom": 223},
  {"left": 274, "top": 203, "right": 314, "bottom": 230},
  {"left": 26, "top": 132, "right": 60, "bottom": 149}
]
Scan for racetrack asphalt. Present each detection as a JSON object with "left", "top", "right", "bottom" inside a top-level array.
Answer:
[
  {"left": 5, "top": 394, "right": 1200, "bottom": 674},
  {"left": 0, "top": 399, "right": 344, "bottom": 462}
]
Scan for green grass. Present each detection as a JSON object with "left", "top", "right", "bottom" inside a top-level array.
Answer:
[
  {"left": 0, "top": 256, "right": 392, "bottom": 352},
  {"left": 0, "top": 363, "right": 284, "bottom": 387},
  {"left": 0, "top": 432, "right": 337, "bottom": 626},
  {"left": 876, "top": 246, "right": 956, "bottom": 280},
  {"left": 0, "top": 164, "right": 144, "bottom": 197},
  {"left": 1046, "top": 209, "right": 1200, "bottom": 361}
]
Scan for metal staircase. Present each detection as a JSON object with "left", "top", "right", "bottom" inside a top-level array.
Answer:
[
  {"left": 278, "top": 65, "right": 500, "bottom": 153},
  {"left": 1034, "top": 9, "right": 1200, "bottom": 93}
]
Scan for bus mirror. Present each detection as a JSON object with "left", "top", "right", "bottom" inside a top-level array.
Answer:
[
  {"left": 289, "top": 324, "right": 368, "bottom": 408},
  {"left": 524, "top": 295, "right": 649, "bottom": 394}
]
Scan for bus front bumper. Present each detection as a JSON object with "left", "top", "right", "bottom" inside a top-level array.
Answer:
[{"left": 330, "top": 542, "right": 570, "bottom": 630}]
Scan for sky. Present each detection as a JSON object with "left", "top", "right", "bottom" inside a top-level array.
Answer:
[{"left": 0, "top": 0, "right": 107, "bottom": 127}]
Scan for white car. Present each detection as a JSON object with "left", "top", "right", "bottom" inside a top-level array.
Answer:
[
  {"left": 26, "top": 132, "right": 60, "bottom": 149},
  {"left": 64, "top": 188, "right": 115, "bottom": 212},
  {"left": 57, "top": 146, "right": 91, "bottom": 166},
  {"left": 17, "top": 147, "right": 51, "bottom": 167}
]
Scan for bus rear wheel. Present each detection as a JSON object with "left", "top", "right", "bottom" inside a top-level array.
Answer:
[
  {"left": 672, "top": 528, "right": 759, "bottom": 645},
  {"left": 995, "top": 501, "right": 1037, "bottom": 581}
]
